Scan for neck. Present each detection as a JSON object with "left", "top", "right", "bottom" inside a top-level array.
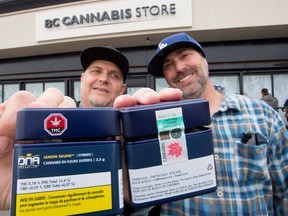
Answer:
[{"left": 201, "top": 81, "right": 223, "bottom": 116}]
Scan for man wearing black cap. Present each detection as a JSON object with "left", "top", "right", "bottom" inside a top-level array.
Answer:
[
  {"left": 115, "top": 32, "right": 288, "bottom": 215},
  {"left": 0, "top": 46, "right": 130, "bottom": 214},
  {"left": 79, "top": 46, "right": 129, "bottom": 107}
]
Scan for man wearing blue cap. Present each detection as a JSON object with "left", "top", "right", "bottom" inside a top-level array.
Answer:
[
  {"left": 148, "top": 32, "right": 223, "bottom": 116},
  {"left": 115, "top": 32, "right": 288, "bottom": 215}
]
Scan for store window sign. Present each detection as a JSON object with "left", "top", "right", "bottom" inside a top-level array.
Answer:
[{"left": 35, "top": 0, "right": 192, "bottom": 41}]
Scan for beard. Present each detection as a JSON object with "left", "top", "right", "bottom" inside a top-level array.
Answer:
[
  {"left": 89, "top": 99, "right": 112, "bottom": 107},
  {"left": 170, "top": 67, "right": 209, "bottom": 99}
]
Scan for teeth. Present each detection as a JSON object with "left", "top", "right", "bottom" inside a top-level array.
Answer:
[
  {"left": 179, "top": 74, "right": 193, "bottom": 83},
  {"left": 95, "top": 88, "right": 108, "bottom": 93}
]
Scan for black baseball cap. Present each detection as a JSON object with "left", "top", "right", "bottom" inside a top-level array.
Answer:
[
  {"left": 147, "top": 32, "right": 206, "bottom": 77},
  {"left": 80, "top": 46, "right": 129, "bottom": 82},
  {"left": 261, "top": 88, "right": 269, "bottom": 94}
]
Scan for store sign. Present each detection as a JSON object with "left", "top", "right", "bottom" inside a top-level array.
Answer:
[{"left": 35, "top": 0, "right": 192, "bottom": 41}]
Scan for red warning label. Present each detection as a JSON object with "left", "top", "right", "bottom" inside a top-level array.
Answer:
[{"left": 44, "top": 113, "right": 67, "bottom": 136}]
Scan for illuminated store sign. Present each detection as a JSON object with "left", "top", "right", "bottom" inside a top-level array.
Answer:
[{"left": 35, "top": 0, "right": 192, "bottom": 41}]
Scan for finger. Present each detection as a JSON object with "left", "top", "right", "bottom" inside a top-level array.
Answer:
[
  {"left": 58, "top": 96, "right": 77, "bottom": 108},
  {"left": 0, "top": 101, "right": 7, "bottom": 118},
  {"left": 0, "top": 136, "right": 14, "bottom": 157},
  {"left": 0, "top": 91, "right": 36, "bottom": 138},
  {"left": 132, "top": 88, "right": 160, "bottom": 105},
  {"left": 159, "top": 88, "right": 183, "bottom": 101},
  {"left": 29, "top": 87, "right": 65, "bottom": 108},
  {"left": 114, "top": 94, "right": 136, "bottom": 108}
]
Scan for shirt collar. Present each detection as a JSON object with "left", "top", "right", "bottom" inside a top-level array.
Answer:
[{"left": 215, "top": 86, "right": 241, "bottom": 112}]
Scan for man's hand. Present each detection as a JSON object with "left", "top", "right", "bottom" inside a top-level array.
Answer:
[
  {"left": 114, "top": 87, "right": 183, "bottom": 108},
  {"left": 114, "top": 87, "right": 182, "bottom": 206},
  {"left": 0, "top": 88, "right": 76, "bottom": 210}
]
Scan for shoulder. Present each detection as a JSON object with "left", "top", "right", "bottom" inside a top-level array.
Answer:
[{"left": 224, "top": 90, "right": 276, "bottom": 117}]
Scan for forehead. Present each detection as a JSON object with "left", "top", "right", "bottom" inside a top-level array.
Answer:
[
  {"left": 165, "top": 47, "right": 196, "bottom": 60},
  {"left": 87, "top": 59, "right": 122, "bottom": 72}
]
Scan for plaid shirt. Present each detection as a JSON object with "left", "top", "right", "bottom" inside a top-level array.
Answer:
[{"left": 160, "top": 89, "right": 288, "bottom": 215}]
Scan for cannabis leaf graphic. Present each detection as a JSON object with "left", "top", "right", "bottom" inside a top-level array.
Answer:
[
  {"left": 50, "top": 116, "right": 61, "bottom": 127},
  {"left": 168, "top": 142, "right": 182, "bottom": 157}
]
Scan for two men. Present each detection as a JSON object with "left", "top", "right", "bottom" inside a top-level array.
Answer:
[{"left": 1, "top": 33, "right": 288, "bottom": 215}]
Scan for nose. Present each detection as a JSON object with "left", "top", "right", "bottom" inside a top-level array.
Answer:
[
  {"left": 98, "top": 72, "right": 109, "bottom": 83},
  {"left": 175, "top": 59, "right": 186, "bottom": 73}
]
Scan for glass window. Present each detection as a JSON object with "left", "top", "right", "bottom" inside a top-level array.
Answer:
[
  {"left": 155, "top": 78, "right": 169, "bottom": 93},
  {"left": 0, "top": 84, "right": 2, "bottom": 103},
  {"left": 25, "top": 81, "right": 65, "bottom": 97},
  {"left": 125, "top": 76, "right": 148, "bottom": 95},
  {"left": 26, "top": 83, "right": 43, "bottom": 97},
  {"left": 73, "top": 81, "right": 80, "bottom": 102},
  {"left": 4, "top": 83, "right": 19, "bottom": 102},
  {"left": 127, "top": 87, "right": 142, "bottom": 95},
  {"left": 274, "top": 74, "right": 288, "bottom": 124},
  {"left": 210, "top": 75, "right": 240, "bottom": 94},
  {"left": 243, "top": 75, "right": 271, "bottom": 100},
  {"left": 45, "top": 82, "right": 65, "bottom": 94}
]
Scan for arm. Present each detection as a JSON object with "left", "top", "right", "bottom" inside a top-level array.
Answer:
[{"left": 268, "top": 112, "right": 288, "bottom": 214}]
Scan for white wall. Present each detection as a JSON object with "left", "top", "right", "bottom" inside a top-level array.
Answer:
[{"left": 1, "top": 0, "right": 288, "bottom": 59}]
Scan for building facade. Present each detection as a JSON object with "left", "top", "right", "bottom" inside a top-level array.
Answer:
[{"left": 0, "top": 0, "right": 288, "bottom": 123}]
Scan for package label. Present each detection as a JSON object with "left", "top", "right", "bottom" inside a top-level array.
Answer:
[
  {"left": 129, "top": 155, "right": 216, "bottom": 204},
  {"left": 15, "top": 173, "right": 112, "bottom": 216},
  {"left": 12, "top": 142, "right": 122, "bottom": 216},
  {"left": 156, "top": 107, "right": 188, "bottom": 165}
]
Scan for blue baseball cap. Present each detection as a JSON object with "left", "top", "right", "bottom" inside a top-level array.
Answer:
[{"left": 147, "top": 32, "right": 206, "bottom": 77}]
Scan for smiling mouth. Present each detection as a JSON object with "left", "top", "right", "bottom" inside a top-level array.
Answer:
[
  {"left": 94, "top": 87, "right": 109, "bottom": 93},
  {"left": 178, "top": 73, "right": 194, "bottom": 83},
  {"left": 176, "top": 70, "right": 196, "bottom": 83}
]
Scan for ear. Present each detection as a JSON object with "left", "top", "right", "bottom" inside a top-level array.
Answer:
[
  {"left": 121, "top": 84, "right": 127, "bottom": 95},
  {"left": 80, "top": 72, "right": 85, "bottom": 83}
]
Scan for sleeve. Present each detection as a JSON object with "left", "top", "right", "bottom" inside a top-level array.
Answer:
[{"left": 268, "top": 112, "right": 288, "bottom": 215}]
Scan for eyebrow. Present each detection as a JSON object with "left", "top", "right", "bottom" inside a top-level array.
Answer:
[
  {"left": 87, "top": 65, "right": 101, "bottom": 70},
  {"left": 163, "top": 48, "right": 189, "bottom": 64}
]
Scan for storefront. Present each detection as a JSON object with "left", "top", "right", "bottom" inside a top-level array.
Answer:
[{"left": 0, "top": 0, "right": 288, "bottom": 122}]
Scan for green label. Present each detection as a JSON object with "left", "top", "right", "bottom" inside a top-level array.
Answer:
[{"left": 155, "top": 107, "right": 188, "bottom": 165}]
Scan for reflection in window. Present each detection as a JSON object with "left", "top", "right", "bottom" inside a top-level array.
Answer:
[
  {"left": 243, "top": 75, "right": 270, "bottom": 100},
  {"left": 210, "top": 76, "right": 240, "bottom": 94}
]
